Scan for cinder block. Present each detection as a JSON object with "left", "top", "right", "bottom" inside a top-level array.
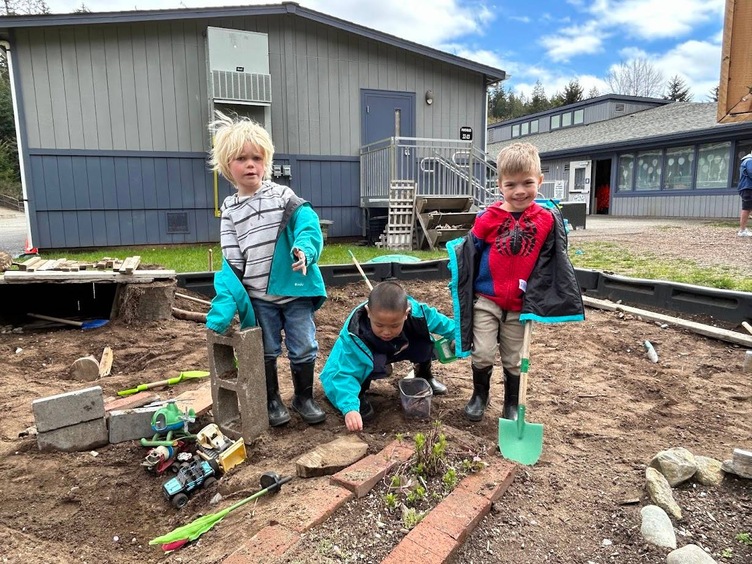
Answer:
[
  {"left": 108, "top": 405, "right": 161, "bottom": 443},
  {"left": 32, "top": 386, "right": 105, "bottom": 433},
  {"left": 37, "top": 418, "right": 108, "bottom": 452},
  {"left": 207, "top": 327, "right": 268, "bottom": 443}
]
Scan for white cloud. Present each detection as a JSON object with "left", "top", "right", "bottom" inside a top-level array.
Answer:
[
  {"left": 589, "top": 0, "right": 724, "bottom": 40},
  {"left": 539, "top": 21, "right": 606, "bottom": 62},
  {"left": 440, "top": 44, "right": 506, "bottom": 70}
]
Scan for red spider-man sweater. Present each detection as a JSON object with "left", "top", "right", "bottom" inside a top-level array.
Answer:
[{"left": 471, "top": 202, "right": 554, "bottom": 311}]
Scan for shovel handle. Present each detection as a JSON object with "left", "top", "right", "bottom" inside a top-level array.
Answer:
[
  {"left": 518, "top": 321, "right": 533, "bottom": 406},
  {"left": 348, "top": 250, "right": 374, "bottom": 291},
  {"left": 27, "top": 313, "right": 84, "bottom": 327}
]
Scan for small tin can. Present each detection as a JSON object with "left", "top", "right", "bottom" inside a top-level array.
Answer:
[{"left": 434, "top": 337, "right": 456, "bottom": 364}]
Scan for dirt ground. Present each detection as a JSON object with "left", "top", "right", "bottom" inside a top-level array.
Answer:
[{"left": 1, "top": 221, "right": 751, "bottom": 564}]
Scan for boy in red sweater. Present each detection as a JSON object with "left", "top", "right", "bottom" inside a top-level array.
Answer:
[{"left": 447, "top": 142, "right": 583, "bottom": 422}]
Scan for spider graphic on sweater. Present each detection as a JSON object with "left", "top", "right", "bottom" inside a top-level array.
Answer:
[{"left": 494, "top": 216, "right": 538, "bottom": 256}]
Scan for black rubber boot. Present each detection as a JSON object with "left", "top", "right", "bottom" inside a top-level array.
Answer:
[
  {"left": 265, "top": 359, "right": 291, "bottom": 427},
  {"left": 290, "top": 362, "right": 326, "bottom": 425},
  {"left": 414, "top": 361, "right": 447, "bottom": 395},
  {"left": 463, "top": 365, "right": 493, "bottom": 422},
  {"left": 359, "top": 377, "right": 375, "bottom": 422},
  {"left": 502, "top": 369, "right": 520, "bottom": 421}
]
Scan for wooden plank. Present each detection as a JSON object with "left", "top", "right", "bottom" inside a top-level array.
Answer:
[
  {"left": 2, "top": 269, "right": 176, "bottom": 284},
  {"left": 17, "top": 256, "right": 44, "bottom": 271},
  {"left": 99, "top": 347, "right": 113, "bottom": 378},
  {"left": 583, "top": 295, "right": 752, "bottom": 348},
  {"left": 119, "top": 255, "right": 141, "bottom": 274}
]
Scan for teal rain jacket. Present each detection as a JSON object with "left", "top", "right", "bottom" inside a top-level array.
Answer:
[
  {"left": 205, "top": 257, "right": 257, "bottom": 334},
  {"left": 319, "top": 298, "right": 456, "bottom": 416}
]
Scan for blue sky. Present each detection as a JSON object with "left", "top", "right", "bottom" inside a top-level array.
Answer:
[{"left": 44, "top": 0, "right": 726, "bottom": 102}]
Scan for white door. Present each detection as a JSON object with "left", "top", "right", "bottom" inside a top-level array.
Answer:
[{"left": 568, "top": 161, "right": 592, "bottom": 213}]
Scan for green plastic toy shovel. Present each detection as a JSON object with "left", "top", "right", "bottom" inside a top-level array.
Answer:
[
  {"left": 117, "top": 370, "right": 210, "bottom": 397},
  {"left": 498, "top": 321, "right": 543, "bottom": 466}
]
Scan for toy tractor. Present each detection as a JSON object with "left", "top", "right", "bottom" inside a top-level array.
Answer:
[{"left": 195, "top": 424, "right": 247, "bottom": 474}]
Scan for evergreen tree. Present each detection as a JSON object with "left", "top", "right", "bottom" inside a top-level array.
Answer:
[
  {"left": 560, "top": 79, "right": 584, "bottom": 105},
  {"left": 528, "top": 80, "right": 550, "bottom": 114},
  {"left": 663, "top": 75, "right": 692, "bottom": 102},
  {"left": 707, "top": 85, "right": 719, "bottom": 102}
]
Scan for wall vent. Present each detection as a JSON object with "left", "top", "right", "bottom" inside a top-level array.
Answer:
[
  {"left": 167, "top": 212, "right": 189, "bottom": 234},
  {"left": 212, "top": 70, "right": 272, "bottom": 104},
  {"left": 615, "top": 103, "right": 625, "bottom": 112}
]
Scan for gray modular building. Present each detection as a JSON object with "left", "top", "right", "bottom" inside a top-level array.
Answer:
[
  {"left": 0, "top": 2, "right": 504, "bottom": 249},
  {"left": 488, "top": 95, "right": 752, "bottom": 218}
]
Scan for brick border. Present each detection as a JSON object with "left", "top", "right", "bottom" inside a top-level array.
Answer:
[{"left": 223, "top": 441, "right": 516, "bottom": 564}]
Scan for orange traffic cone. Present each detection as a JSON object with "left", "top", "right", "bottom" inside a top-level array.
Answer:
[{"left": 24, "top": 237, "right": 38, "bottom": 255}]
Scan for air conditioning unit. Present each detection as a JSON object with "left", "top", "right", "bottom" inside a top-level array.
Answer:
[{"left": 207, "top": 27, "right": 272, "bottom": 105}]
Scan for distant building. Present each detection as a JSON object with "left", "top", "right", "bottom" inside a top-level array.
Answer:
[
  {"left": 488, "top": 95, "right": 752, "bottom": 218},
  {"left": 0, "top": 2, "right": 504, "bottom": 249}
]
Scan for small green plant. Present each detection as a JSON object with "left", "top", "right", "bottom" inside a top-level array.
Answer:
[
  {"left": 390, "top": 474, "right": 402, "bottom": 489},
  {"left": 406, "top": 485, "right": 426, "bottom": 506},
  {"left": 413, "top": 462, "right": 426, "bottom": 477},
  {"left": 460, "top": 457, "right": 485, "bottom": 473},
  {"left": 442, "top": 467, "right": 458, "bottom": 491},
  {"left": 721, "top": 547, "right": 733, "bottom": 559},
  {"left": 736, "top": 532, "right": 752, "bottom": 545},
  {"left": 395, "top": 432, "right": 404, "bottom": 443},
  {"left": 401, "top": 506, "right": 425, "bottom": 530},
  {"left": 413, "top": 421, "right": 449, "bottom": 476},
  {"left": 383, "top": 492, "right": 398, "bottom": 511}
]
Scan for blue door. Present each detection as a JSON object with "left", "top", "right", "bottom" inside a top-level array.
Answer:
[{"left": 361, "top": 90, "right": 416, "bottom": 146}]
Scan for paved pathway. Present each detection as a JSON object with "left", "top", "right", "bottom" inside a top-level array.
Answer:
[{"left": 0, "top": 207, "right": 27, "bottom": 256}]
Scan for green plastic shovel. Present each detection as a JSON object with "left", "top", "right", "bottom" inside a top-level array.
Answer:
[
  {"left": 498, "top": 321, "right": 543, "bottom": 466},
  {"left": 117, "top": 370, "right": 210, "bottom": 397}
]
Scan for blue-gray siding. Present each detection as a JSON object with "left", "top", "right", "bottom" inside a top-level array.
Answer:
[{"left": 27, "top": 151, "right": 360, "bottom": 248}]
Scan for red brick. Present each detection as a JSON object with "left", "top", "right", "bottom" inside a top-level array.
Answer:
[
  {"left": 403, "top": 522, "right": 459, "bottom": 563},
  {"left": 420, "top": 488, "right": 491, "bottom": 542},
  {"left": 458, "top": 458, "right": 516, "bottom": 502},
  {"left": 104, "top": 392, "right": 159, "bottom": 412},
  {"left": 330, "top": 439, "right": 414, "bottom": 498},
  {"left": 223, "top": 523, "right": 301, "bottom": 564},
  {"left": 381, "top": 536, "right": 440, "bottom": 564},
  {"left": 280, "top": 482, "right": 353, "bottom": 533}
]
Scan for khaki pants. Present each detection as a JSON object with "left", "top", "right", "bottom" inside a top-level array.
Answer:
[{"left": 471, "top": 296, "right": 525, "bottom": 375}]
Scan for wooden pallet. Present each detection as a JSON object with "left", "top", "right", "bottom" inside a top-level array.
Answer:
[
  {"left": 382, "top": 181, "right": 416, "bottom": 250},
  {"left": 13, "top": 255, "right": 141, "bottom": 274}
]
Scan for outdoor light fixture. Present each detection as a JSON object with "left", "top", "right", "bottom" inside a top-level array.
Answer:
[{"left": 425, "top": 90, "right": 434, "bottom": 105}]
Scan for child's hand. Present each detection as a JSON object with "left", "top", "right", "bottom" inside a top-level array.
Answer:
[
  {"left": 344, "top": 410, "right": 363, "bottom": 432},
  {"left": 292, "top": 248, "right": 307, "bottom": 275}
]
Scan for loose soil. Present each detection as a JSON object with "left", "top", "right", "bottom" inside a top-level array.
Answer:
[{"left": 1, "top": 221, "right": 751, "bottom": 564}]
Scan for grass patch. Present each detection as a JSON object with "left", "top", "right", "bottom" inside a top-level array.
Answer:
[{"left": 570, "top": 241, "right": 752, "bottom": 292}]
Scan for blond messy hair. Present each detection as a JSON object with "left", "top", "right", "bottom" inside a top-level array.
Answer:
[
  {"left": 209, "top": 111, "right": 274, "bottom": 184},
  {"left": 496, "top": 142, "right": 542, "bottom": 178}
]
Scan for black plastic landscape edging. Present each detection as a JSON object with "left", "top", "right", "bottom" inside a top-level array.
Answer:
[{"left": 176, "top": 263, "right": 752, "bottom": 325}]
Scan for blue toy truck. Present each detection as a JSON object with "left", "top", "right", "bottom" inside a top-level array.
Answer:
[{"left": 162, "top": 458, "right": 218, "bottom": 508}]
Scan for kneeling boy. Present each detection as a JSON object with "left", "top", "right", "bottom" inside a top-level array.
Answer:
[{"left": 320, "top": 281, "right": 455, "bottom": 432}]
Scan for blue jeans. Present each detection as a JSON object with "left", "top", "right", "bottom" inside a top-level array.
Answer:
[{"left": 251, "top": 298, "right": 318, "bottom": 365}]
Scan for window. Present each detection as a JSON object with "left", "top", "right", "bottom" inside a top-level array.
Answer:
[
  {"left": 615, "top": 103, "right": 625, "bottom": 112},
  {"left": 635, "top": 150, "right": 662, "bottom": 191},
  {"left": 732, "top": 140, "right": 752, "bottom": 186},
  {"left": 530, "top": 120, "right": 539, "bottom": 134},
  {"left": 511, "top": 124, "right": 520, "bottom": 138},
  {"left": 617, "top": 154, "right": 634, "bottom": 191},
  {"left": 562, "top": 112, "right": 572, "bottom": 127},
  {"left": 696, "top": 142, "right": 730, "bottom": 189},
  {"left": 521, "top": 122, "right": 529, "bottom": 136},
  {"left": 663, "top": 146, "right": 694, "bottom": 190},
  {"left": 551, "top": 115, "right": 561, "bottom": 129},
  {"left": 574, "top": 109, "right": 584, "bottom": 124}
]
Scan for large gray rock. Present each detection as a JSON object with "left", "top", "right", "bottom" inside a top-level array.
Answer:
[
  {"left": 694, "top": 455, "right": 724, "bottom": 486},
  {"left": 650, "top": 447, "right": 697, "bottom": 486},
  {"left": 640, "top": 505, "right": 676, "bottom": 549},
  {"left": 666, "top": 544, "right": 717, "bottom": 564},
  {"left": 646, "top": 467, "right": 682, "bottom": 520}
]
